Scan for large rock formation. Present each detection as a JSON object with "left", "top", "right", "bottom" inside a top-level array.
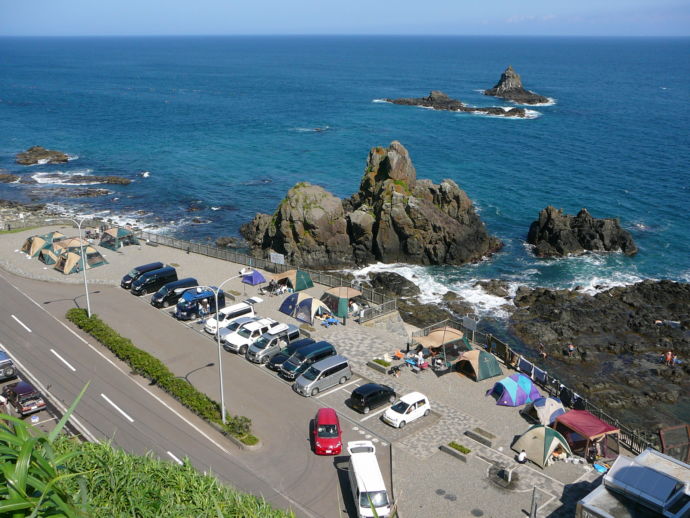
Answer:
[
  {"left": 386, "top": 91, "right": 526, "bottom": 118},
  {"left": 527, "top": 206, "right": 638, "bottom": 257},
  {"left": 16, "top": 146, "right": 69, "bottom": 165},
  {"left": 484, "top": 66, "right": 549, "bottom": 105},
  {"left": 241, "top": 141, "right": 502, "bottom": 268}
]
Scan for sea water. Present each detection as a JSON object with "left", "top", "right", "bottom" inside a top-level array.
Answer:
[{"left": 0, "top": 36, "right": 688, "bottom": 310}]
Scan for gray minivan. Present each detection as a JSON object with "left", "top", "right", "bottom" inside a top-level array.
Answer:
[
  {"left": 245, "top": 324, "right": 300, "bottom": 364},
  {"left": 131, "top": 266, "right": 178, "bottom": 295},
  {"left": 293, "top": 355, "right": 352, "bottom": 397},
  {"left": 280, "top": 341, "right": 336, "bottom": 381}
]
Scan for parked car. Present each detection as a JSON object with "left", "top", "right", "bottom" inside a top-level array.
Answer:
[
  {"left": 223, "top": 318, "right": 278, "bottom": 355},
  {"left": 266, "top": 338, "right": 315, "bottom": 371},
  {"left": 382, "top": 392, "right": 430, "bottom": 429},
  {"left": 150, "top": 277, "right": 198, "bottom": 308},
  {"left": 312, "top": 407, "right": 342, "bottom": 455},
  {"left": 2, "top": 381, "right": 47, "bottom": 416},
  {"left": 0, "top": 350, "right": 17, "bottom": 382},
  {"left": 294, "top": 355, "right": 352, "bottom": 397},
  {"left": 350, "top": 383, "right": 396, "bottom": 414},
  {"left": 280, "top": 341, "right": 336, "bottom": 381},
  {"left": 204, "top": 301, "right": 257, "bottom": 335},
  {"left": 121, "top": 262, "right": 164, "bottom": 289},
  {"left": 245, "top": 324, "right": 300, "bottom": 364},
  {"left": 175, "top": 287, "right": 226, "bottom": 320},
  {"left": 131, "top": 266, "right": 178, "bottom": 296}
]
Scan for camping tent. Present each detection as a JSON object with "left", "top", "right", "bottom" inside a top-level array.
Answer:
[
  {"left": 279, "top": 292, "right": 312, "bottom": 317},
  {"left": 320, "top": 287, "right": 362, "bottom": 318},
  {"left": 54, "top": 246, "right": 108, "bottom": 274},
  {"left": 52, "top": 237, "right": 90, "bottom": 253},
  {"left": 512, "top": 425, "right": 573, "bottom": 469},
  {"left": 38, "top": 248, "right": 59, "bottom": 265},
  {"left": 552, "top": 410, "right": 620, "bottom": 459},
  {"left": 455, "top": 350, "right": 503, "bottom": 381},
  {"left": 21, "top": 231, "right": 65, "bottom": 258},
  {"left": 295, "top": 297, "right": 330, "bottom": 325},
  {"left": 521, "top": 397, "right": 566, "bottom": 426},
  {"left": 242, "top": 270, "right": 266, "bottom": 286},
  {"left": 486, "top": 373, "right": 541, "bottom": 407},
  {"left": 99, "top": 227, "right": 139, "bottom": 250},
  {"left": 270, "top": 269, "right": 314, "bottom": 292}
]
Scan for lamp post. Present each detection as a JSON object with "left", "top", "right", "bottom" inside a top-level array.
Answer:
[{"left": 53, "top": 216, "right": 92, "bottom": 317}]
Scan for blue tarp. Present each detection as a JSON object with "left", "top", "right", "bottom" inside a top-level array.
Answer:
[{"left": 242, "top": 270, "right": 266, "bottom": 286}]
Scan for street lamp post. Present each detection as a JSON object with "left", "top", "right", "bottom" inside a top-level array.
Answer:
[{"left": 53, "top": 216, "right": 92, "bottom": 317}]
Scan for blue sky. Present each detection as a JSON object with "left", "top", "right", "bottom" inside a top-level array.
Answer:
[{"left": 1, "top": 0, "right": 688, "bottom": 36}]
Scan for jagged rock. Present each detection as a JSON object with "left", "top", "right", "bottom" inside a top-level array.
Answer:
[
  {"left": 0, "top": 174, "right": 19, "bottom": 183},
  {"left": 386, "top": 90, "right": 526, "bottom": 118},
  {"left": 475, "top": 280, "right": 510, "bottom": 298},
  {"left": 484, "top": 66, "right": 549, "bottom": 105},
  {"left": 215, "top": 236, "right": 239, "bottom": 248},
  {"left": 527, "top": 206, "right": 638, "bottom": 257},
  {"left": 367, "top": 272, "right": 421, "bottom": 298},
  {"left": 16, "top": 146, "right": 69, "bottom": 165},
  {"left": 31, "top": 173, "right": 132, "bottom": 185},
  {"left": 242, "top": 141, "right": 502, "bottom": 268}
]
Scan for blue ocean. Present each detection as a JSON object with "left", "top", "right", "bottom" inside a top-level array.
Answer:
[{"left": 0, "top": 36, "right": 688, "bottom": 312}]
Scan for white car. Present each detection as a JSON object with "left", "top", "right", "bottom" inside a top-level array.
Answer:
[
  {"left": 223, "top": 318, "right": 278, "bottom": 355},
  {"left": 382, "top": 392, "right": 430, "bottom": 429},
  {"left": 216, "top": 317, "right": 257, "bottom": 342}
]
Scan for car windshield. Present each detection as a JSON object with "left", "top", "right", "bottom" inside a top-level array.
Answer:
[
  {"left": 390, "top": 400, "right": 409, "bottom": 414},
  {"left": 254, "top": 336, "right": 270, "bottom": 349},
  {"left": 302, "top": 366, "right": 319, "bottom": 381},
  {"left": 317, "top": 424, "right": 338, "bottom": 438},
  {"left": 359, "top": 491, "right": 389, "bottom": 508},
  {"left": 127, "top": 268, "right": 139, "bottom": 277},
  {"left": 19, "top": 394, "right": 41, "bottom": 405},
  {"left": 238, "top": 328, "right": 252, "bottom": 339},
  {"left": 177, "top": 299, "right": 191, "bottom": 308},
  {"left": 156, "top": 286, "right": 170, "bottom": 297}
]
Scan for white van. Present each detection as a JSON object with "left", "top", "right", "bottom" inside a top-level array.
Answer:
[
  {"left": 204, "top": 301, "right": 256, "bottom": 334},
  {"left": 347, "top": 441, "right": 391, "bottom": 518},
  {"left": 223, "top": 318, "right": 278, "bottom": 355}
]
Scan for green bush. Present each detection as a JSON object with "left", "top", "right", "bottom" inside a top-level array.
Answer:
[
  {"left": 448, "top": 441, "right": 471, "bottom": 454},
  {"left": 66, "top": 308, "right": 254, "bottom": 441},
  {"left": 373, "top": 358, "right": 391, "bottom": 367}
]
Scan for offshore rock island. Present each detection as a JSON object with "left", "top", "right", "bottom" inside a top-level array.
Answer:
[
  {"left": 385, "top": 90, "right": 527, "bottom": 118},
  {"left": 241, "top": 141, "right": 502, "bottom": 268},
  {"left": 16, "top": 146, "right": 70, "bottom": 165},
  {"left": 484, "top": 65, "right": 550, "bottom": 105}
]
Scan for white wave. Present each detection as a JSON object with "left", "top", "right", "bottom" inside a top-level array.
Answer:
[
  {"left": 452, "top": 280, "right": 519, "bottom": 319},
  {"left": 36, "top": 158, "right": 50, "bottom": 165},
  {"left": 211, "top": 206, "right": 221, "bottom": 211},
  {"left": 371, "top": 99, "right": 390, "bottom": 104},
  {"left": 32, "top": 170, "right": 100, "bottom": 185},
  {"left": 468, "top": 108, "right": 541, "bottom": 120},
  {"left": 140, "top": 171, "right": 150, "bottom": 178},
  {"left": 67, "top": 154, "right": 79, "bottom": 161},
  {"left": 571, "top": 272, "right": 646, "bottom": 296},
  {"left": 510, "top": 97, "right": 557, "bottom": 107},
  {"left": 346, "top": 262, "right": 450, "bottom": 304},
  {"left": 293, "top": 126, "right": 330, "bottom": 132}
]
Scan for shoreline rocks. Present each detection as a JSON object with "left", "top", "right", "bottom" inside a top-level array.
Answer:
[
  {"left": 527, "top": 206, "right": 638, "bottom": 257},
  {"left": 241, "top": 141, "right": 502, "bottom": 268},
  {"left": 16, "top": 146, "right": 69, "bottom": 165},
  {"left": 483, "top": 66, "right": 549, "bottom": 105},
  {"left": 385, "top": 91, "right": 526, "bottom": 118}
]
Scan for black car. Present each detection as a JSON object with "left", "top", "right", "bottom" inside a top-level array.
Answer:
[
  {"left": 350, "top": 383, "right": 396, "bottom": 414},
  {"left": 3, "top": 381, "right": 47, "bottom": 416},
  {"left": 266, "top": 338, "right": 315, "bottom": 371},
  {"left": 121, "top": 262, "right": 164, "bottom": 289}
]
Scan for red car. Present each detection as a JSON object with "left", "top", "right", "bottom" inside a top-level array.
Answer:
[{"left": 312, "top": 407, "right": 342, "bottom": 455}]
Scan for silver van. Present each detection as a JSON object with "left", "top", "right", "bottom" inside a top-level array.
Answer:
[
  {"left": 245, "top": 324, "right": 300, "bottom": 364},
  {"left": 293, "top": 355, "right": 352, "bottom": 397}
]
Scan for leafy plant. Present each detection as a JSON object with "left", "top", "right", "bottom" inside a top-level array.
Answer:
[
  {"left": 373, "top": 358, "right": 391, "bottom": 368},
  {"left": 448, "top": 441, "right": 471, "bottom": 454}
]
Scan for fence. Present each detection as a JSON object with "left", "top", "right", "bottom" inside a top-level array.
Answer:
[{"left": 411, "top": 318, "right": 661, "bottom": 455}]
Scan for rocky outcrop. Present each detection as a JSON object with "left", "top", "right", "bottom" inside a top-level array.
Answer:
[
  {"left": 484, "top": 66, "right": 549, "bottom": 105},
  {"left": 386, "top": 91, "right": 526, "bottom": 118},
  {"left": 527, "top": 206, "right": 638, "bottom": 257},
  {"left": 29, "top": 173, "right": 132, "bottom": 185},
  {"left": 16, "top": 146, "right": 69, "bottom": 165},
  {"left": 241, "top": 141, "right": 502, "bottom": 268},
  {"left": 0, "top": 173, "right": 19, "bottom": 183}
]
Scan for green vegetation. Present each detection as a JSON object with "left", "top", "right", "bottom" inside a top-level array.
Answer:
[
  {"left": 448, "top": 441, "right": 471, "bottom": 454},
  {"left": 372, "top": 358, "right": 391, "bottom": 368},
  {"left": 0, "top": 225, "right": 40, "bottom": 235},
  {"left": 66, "top": 308, "right": 257, "bottom": 444},
  {"left": 392, "top": 179, "right": 411, "bottom": 195}
]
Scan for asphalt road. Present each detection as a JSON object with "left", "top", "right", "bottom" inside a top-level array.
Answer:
[{"left": 0, "top": 270, "right": 392, "bottom": 518}]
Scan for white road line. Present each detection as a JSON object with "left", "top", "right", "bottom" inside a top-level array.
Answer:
[
  {"left": 100, "top": 393, "right": 134, "bottom": 423},
  {"left": 315, "top": 378, "right": 360, "bottom": 398},
  {"left": 337, "top": 378, "right": 360, "bottom": 391},
  {"left": 11, "top": 314, "right": 31, "bottom": 333},
  {"left": 50, "top": 348, "right": 76, "bottom": 372},
  {"left": 359, "top": 406, "right": 388, "bottom": 422},
  {"left": 33, "top": 416, "right": 58, "bottom": 425},
  {"left": 167, "top": 451, "right": 184, "bottom": 465}
]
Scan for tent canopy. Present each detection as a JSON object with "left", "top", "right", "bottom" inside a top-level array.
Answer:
[
  {"left": 295, "top": 297, "right": 330, "bottom": 325},
  {"left": 521, "top": 397, "right": 566, "bottom": 426},
  {"left": 320, "top": 287, "right": 362, "bottom": 317},
  {"left": 100, "top": 227, "right": 139, "bottom": 250},
  {"left": 486, "top": 373, "right": 541, "bottom": 407},
  {"left": 512, "top": 425, "right": 573, "bottom": 469},
  {"left": 38, "top": 248, "right": 59, "bottom": 265},
  {"left": 242, "top": 270, "right": 266, "bottom": 286},
  {"left": 553, "top": 410, "right": 619, "bottom": 440},
  {"left": 270, "top": 269, "right": 314, "bottom": 292},
  {"left": 325, "top": 287, "right": 362, "bottom": 299},
  {"left": 455, "top": 350, "right": 503, "bottom": 381},
  {"left": 279, "top": 292, "right": 312, "bottom": 317},
  {"left": 54, "top": 246, "right": 108, "bottom": 274},
  {"left": 414, "top": 327, "right": 464, "bottom": 348},
  {"left": 22, "top": 231, "right": 65, "bottom": 257},
  {"left": 53, "top": 237, "right": 89, "bottom": 252}
]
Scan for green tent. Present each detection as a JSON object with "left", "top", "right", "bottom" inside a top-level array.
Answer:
[
  {"left": 455, "top": 349, "right": 503, "bottom": 381},
  {"left": 21, "top": 231, "right": 65, "bottom": 258},
  {"left": 54, "top": 246, "right": 108, "bottom": 274},
  {"left": 512, "top": 425, "right": 572, "bottom": 468},
  {"left": 270, "top": 269, "right": 314, "bottom": 292},
  {"left": 320, "top": 287, "right": 362, "bottom": 318},
  {"left": 100, "top": 227, "right": 139, "bottom": 250},
  {"left": 38, "top": 248, "right": 60, "bottom": 265}
]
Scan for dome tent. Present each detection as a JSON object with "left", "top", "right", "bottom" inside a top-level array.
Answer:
[
  {"left": 486, "top": 373, "right": 541, "bottom": 407},
  {"left": 512, "top": 425, "right": 572, "bottom": 469},
  {"left": 269, "top": 269, "right": 314, "bottom": 292},
  {"left": 100, "top": 227, "right": 139, "bottom": 250},
  {"left": 455, "top": 349, "right": 503, "bottom": 381},
  {"left": 21, "top": 231, "right": 65, "bottom": 257},
  {"left": 320, "top": 287, "right": 362, "bottom": 318},
  {"left": 241, "top": 269, "right": 266, "bottom": 286},
  {"left": 520, "top": 397, "right": 566, "bottom": 426},
  {"left": 279, "top": 292, "right": 312, "bottom": 317},
  {"left": 295, "top": 297, "right": 330, "bottom": 325}
]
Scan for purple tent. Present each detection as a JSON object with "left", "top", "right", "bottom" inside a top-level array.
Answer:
[
  {"left": 486, "top": 373, "right": 541, "bottom": 407},
  {"left": 242, "top": 269, "right": 267, "bottom": 286}
]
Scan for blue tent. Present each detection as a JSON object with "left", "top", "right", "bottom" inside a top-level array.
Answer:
[
  {"left": 279, "top": 292, "right": 311, "bottom": 317},
  {"left": 486, "top": 373, "right": 541, "bottom": 407},
  {"left": 242, "top": 269, "right": 266, "bottom": 286}
]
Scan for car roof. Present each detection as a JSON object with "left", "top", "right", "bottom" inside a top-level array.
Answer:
[
  {"left": 165, "top": 277, "right": 197, "bottom": 287},
  {"left": 12, "top": 381, "right": 38, "bottom": 395},
  {"left": 316, "top": 407, "right": 339, "bottom": 425},
  {"left": 400, "top": 391, "right": 426, "bottom": 403},
  {"left": 354, "top": 383, "right": 389, "bottom": 396},
  {"left": 311, "top": 354, "right": 348, "bottom": 371},
  {"left": 286, "top": 338, "right": 315, "bottom": 351},
  {"left": 135, "top": 262, "right": 164, "bottom": 271},
  {"left": 297, "top": 340, "right": 334, "bottom": 355}
]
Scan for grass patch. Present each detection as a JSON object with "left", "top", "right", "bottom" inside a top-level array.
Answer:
[
  {"left": 449, "top": 441, "right": 471, "bottom": 454},
  {"left": 66, "top": 308, "right": 255, "bottom": 442},
  {"left": 241, "top": 434, "right": 260, "bottom": 446},
  {"left": 0, "top": 225, "right": 41, "bottom": 235},
  {"left": 373, "top": 358, "right": 391, "bottom": 368}
]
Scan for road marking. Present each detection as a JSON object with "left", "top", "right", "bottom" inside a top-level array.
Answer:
[
  {"left": 100, "top": 393, "right": 134, "bottom": 423},
  {"left": 167, "top": 451, "right": 184, "bottom": 465},
  {"left": 314, "top": 378, "right": 359, "bottom": 398},
  {"left": 360, "top": 406, "right": 388, "bottom": 422},
  {"left": 11, "top": 314, "right": 31, "bottom": 333},
  {"left": 33, "top": 416, "right": 58, "bottom": 425},
  {"left": 50, "top": 348, "right": 76, "bottom": 372}
]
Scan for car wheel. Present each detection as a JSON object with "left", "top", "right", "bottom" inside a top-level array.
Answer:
[
  {"left": 311, "top": 388, "right": 319, "bottom": 397},
  {"left": 163, "top": 300, "right": 170, "bottom": 308},
  {"left": 4, "top": 367, "right": 15, "bottom": 378},
  {"left": 388, "top": 394, "right": 395, "bottom": 403},
  {"left": 424, "top": 409, "right": 430, "bottom": 417},
  {"left": 191, "top": 312, "right": 198, "bottom": 320},
  {"left": 363, "top": 406, "right": 370, "bottom": 414},
  {"left": 339, "top": 376, "right": 347, "bottom": 384},
  {"left": 240, "top": 346, "right": 247, "bottom": 355},
  {"left": 260, "top": 356, "right": 268, "bottom": 364},
  {"left": 399, "top": 421, "right": 406, "bottom": 429}
]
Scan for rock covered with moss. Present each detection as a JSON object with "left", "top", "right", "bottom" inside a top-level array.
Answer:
[
  {"left": 241, "top": 141, "right": 502, "bottom": 268},
  {"left": 16, "top": 146, "right": 69, "bottom": 165}
]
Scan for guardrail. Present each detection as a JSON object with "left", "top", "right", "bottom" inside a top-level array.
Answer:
[{"left": 412, "top": 318, "right": 661, "bottom": 455}]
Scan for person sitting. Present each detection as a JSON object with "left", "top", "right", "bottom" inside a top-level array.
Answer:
[{"left": 517, "top": 450, "right": 527, "bottom": 464}]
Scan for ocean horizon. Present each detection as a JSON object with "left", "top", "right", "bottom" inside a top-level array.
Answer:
[{"left": 1, "top": 35, "right": 688, "bottom": 314}]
